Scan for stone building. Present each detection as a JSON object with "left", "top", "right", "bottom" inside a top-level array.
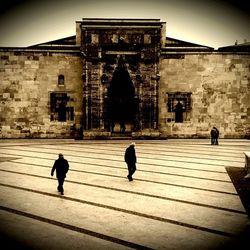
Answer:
[{"left": 0, "top": 18, "right": 249, "bottom": 139}]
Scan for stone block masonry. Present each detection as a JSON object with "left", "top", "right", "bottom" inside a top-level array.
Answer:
[
  {"left": 159, "top": 53, "right": 250, "bottom": 138},
  {"left": 0, "top": 51, "right": 83, "bottom": 138}
]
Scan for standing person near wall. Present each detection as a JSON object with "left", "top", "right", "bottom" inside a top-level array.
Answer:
[
  {"left": 51, "top": 153, "right": 69, "bottom": 195},
  {"left": 174, "top": 100, "right": 185, "bottom": 123},
  {"left": 124, "top": 142, "right": 137, "bottom": 181},
  {"left": 210, "top": 127, "right": 219, "bottom": 145}
]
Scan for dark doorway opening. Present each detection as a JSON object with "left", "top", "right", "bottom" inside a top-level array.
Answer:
[{"left": 106, "top": 57, "right": 137, "bottom": 133}]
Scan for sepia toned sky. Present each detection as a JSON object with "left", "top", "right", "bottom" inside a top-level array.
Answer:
[{"left": 0, "top": 0, "right": 249, "bottom": 49}]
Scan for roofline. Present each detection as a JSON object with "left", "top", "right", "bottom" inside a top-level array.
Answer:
[
  {"left": 78, "top": 18, "right": 165, "bottom": 29},
  {"left": 80, "top": 18, "right": 162, "bottom": 22},
  {"left": 218, "top": 44, "right": 250, "bottom": 52},
  {"left": 27, "top": 35, "right": 76, "bottom": 48},
  {"left": 1, "top": 47, "right": 248, "bottom": 55},
  {"left": 161, "top": 51, "right": 250, "bottom": 55},
  {"left": 166, "top": 37, "right": 214, "bottom": 50},
  {"left": 1, "top": 35, "right": 213, "bottom": 50},
  {"left": 0, "top": 47, "right": 81, "bottom": 53}
]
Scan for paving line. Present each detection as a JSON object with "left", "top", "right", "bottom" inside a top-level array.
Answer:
[
  {"left": 26, "top": 144, "right": 244, "bottom": 161},
  {"left": 0, "top": 183, "right": 239, "bottom": 238},
  {"left": 0, "top": 140, "right": 248, "bottom": 149},
  {"left": 0, "top": 205, "right": 152, "bottom": 250},
  {"left": 0, "top": 151, "right": 230, "bottom": 174},
  {"left": 2, "top": 146, "right": 244, "bottom": 164},
  {"left": 0, "top": 147, "right": 242, "bottom": 168},
  {"left": 0, "top": 157, "right": 20, "bottom": 162},
  {"left": 73, "top": 143, "right": 245, "bottom": 156},
  {"left": 76, "top": 142, "right": 249, "bottom": 153},
  {"left": 0, "top": 169, "right": 245, "bottom": 215},
  {"left": 8, "top": 160, "right": 231, "bottom": 183},
  {"left": 0, "top": 165, "right": 236, "bottom": 195}
]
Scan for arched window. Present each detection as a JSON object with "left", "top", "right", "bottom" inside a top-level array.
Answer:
[{"left": 58, "top": 75, "right": 65, "bottom": 85}]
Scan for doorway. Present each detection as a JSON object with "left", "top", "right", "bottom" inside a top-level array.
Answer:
[{"left": 106, "top": 57, "right": 137, "bottom": 133}]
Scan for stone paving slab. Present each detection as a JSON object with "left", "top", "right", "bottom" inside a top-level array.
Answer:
[
  {"left": 0, "top": 158, "right": 236, "bottom": 194},
  {"left": 20, "top": 143, "right": 244, "bottom": 167},
  {"left": 0, "top": 210, "right": 131, "bottom": 250},
  {"left": 0, "top": 139, "right": 249, "bottom": 249},
  {"left": 0, "top": 186, "right": 236, "bottom": 250},
  {"left": 0, "top": 161, "right": 244, "bottom": 211},
  {"left": 0, "top": 171, "right": 247, "bottom": 236},
  {"left": 3, "top": 153, "right": 232, "bottom": 182}
]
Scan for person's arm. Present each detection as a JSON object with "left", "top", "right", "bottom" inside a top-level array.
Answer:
[
  {"left": 124, "top": 149, "right": 128, "bottom": 162},
  {"left": 65, "top": 160, "right": 69, "bottom": 173},
  {"left": 133, "top": 148, "right": 137, "bottom": 163},
  {"left": 51, "top": 161, "right": 56, "bottom": 176}
]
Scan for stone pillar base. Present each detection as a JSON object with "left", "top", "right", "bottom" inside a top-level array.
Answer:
[
  {"left": 83, "top": 130, "right": 167, "bottom": 140},
  {"left": 132, "top": 130, "right": 167, "bottom": 140},
  {"left": 83, "top": 131, "right": 111, "bottom": 139}
]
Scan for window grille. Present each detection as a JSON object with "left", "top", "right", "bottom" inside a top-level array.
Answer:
[
  {"left": 50, "top": 92, "right": 74, "bottom": 122},
  {"left": 167, "top": 92, "right": 192, "bottom": 123},
  {"left": 167, "top": 92, "right": 192, "bottom": 112}
]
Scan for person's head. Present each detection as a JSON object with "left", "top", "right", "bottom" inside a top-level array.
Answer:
[
  {"left": 58, "top": 153, "right": 64, "bottom": 159},
  {"left": 130, "top": 142, "right": 135, "bottom": 147}
]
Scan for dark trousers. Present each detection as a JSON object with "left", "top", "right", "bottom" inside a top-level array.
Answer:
[
  {"left": 57, "top": 178, "right": 65, "bottom": 192},
  {"left": 211, "top": 137, "right": 218, "bottom": 145},
  {"left": 127, "top": 163, "right": 136, "bottom": 180}
]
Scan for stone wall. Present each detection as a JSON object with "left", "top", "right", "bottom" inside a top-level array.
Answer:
[
  {"left": 159, "top": 53, "right": 250, "bottom": 138},
  {"left": 1, "top": 49, "right": 249, "bottom": 139},
  {"left": 0, "top": 51, "right": 83, "bottom": 138}
]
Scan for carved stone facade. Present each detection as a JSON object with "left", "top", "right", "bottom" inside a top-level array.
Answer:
[
  {"left": 79, "top": 19, "right": 164, "bottom": 138},
  {"left": 0, "top": 19, "right": 249, "bottom": 139}
]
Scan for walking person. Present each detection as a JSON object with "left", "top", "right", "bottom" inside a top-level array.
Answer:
[
  {"left": 210, "top": 127, "right": 219, "bottom": 145},
  {"left": 51, "top": 153, "right": 69, "bottom": 195},
  {"left": 124, "top": 142, "right": 137, "bottom": 181}
]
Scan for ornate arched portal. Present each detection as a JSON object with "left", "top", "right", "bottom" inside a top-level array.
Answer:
[
  {"left": 106, "top": 57, "right": 137, "bottom": 133},
  {"left": 81, "top": 19, "right": 164, "bottom": 139}
]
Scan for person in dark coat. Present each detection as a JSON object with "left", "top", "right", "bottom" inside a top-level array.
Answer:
[
  {"left": 51, "top": 153, "right": 69, "bottom": 195},
  {"left": 124, "top": 142, "right": 137, "bottom": 181},
  {"left": 174, "top": 100, "right": 184, "bottom": 123},
  {"left": 210, "top": 127, "right": 219, "bottom": 145}
]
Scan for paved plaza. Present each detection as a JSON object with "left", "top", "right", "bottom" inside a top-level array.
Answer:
[{"left": 0, "top": 139, "right": 249, "bottom": 250}]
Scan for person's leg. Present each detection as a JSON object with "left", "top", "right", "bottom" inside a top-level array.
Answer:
[
  {"left": 57, "top": 179, "right": 61, "bottom": 192},
  {"left": 127, "top": 163, "right": 133, "bottom": 181},
  {"left": 130, "top": 168, "right": 135, "bottom": 179},
  {"left": 128, "top": 169, "right": 132, "bottom": 181},
  {"left": 211, "top": 137, "right": 215, "bottom": 145},
  {"left": 58, "top": 178, "right": 64, "bottom": 194},
  {"left": 129, "top": 164, "right": 136, "bottom": 180},
  {"left": 215, "top": 137, "right": 218, "bottom": 145}
]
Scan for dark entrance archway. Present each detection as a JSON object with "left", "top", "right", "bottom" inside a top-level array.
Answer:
[
  {"left": 107, "top": 57, "right": 137, "bottom": 133},
  {"left": 81, "top": 19, "right": 162, "bottom": 139}
]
